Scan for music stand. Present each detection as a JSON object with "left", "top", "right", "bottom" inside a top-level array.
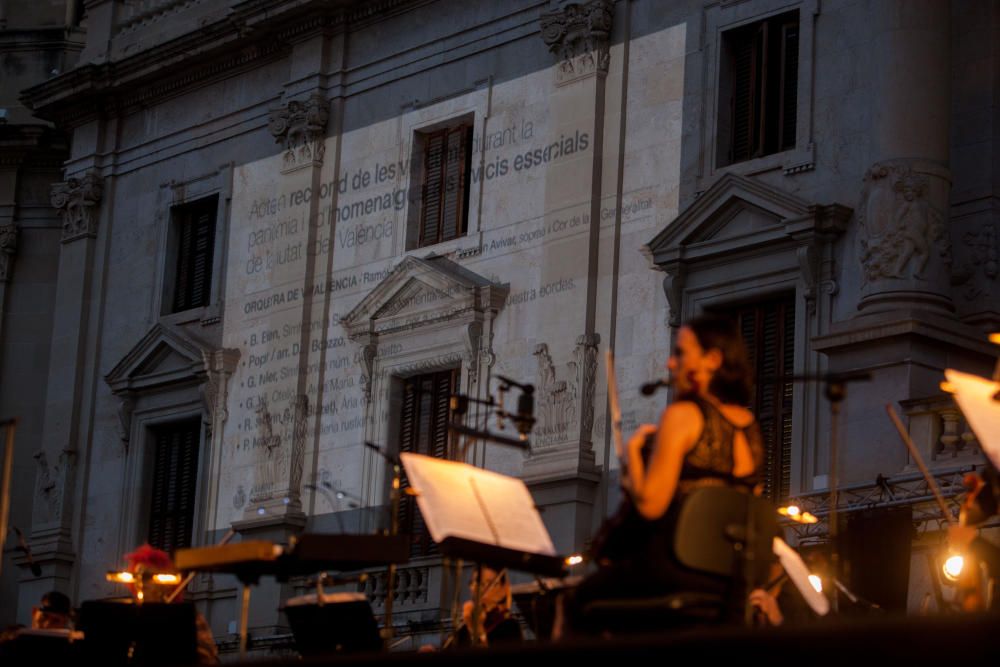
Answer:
[
  {"left": 77, "top": 600, "right": 197, "bottom": 667},
  {"left": 282, "top": 591, "right": 381, "bottom": 656},
  {"left": 400, "top": 453, "right": 565, "bottom": 645}
]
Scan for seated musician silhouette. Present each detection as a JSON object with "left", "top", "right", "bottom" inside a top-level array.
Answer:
[
  {"left": 560, "top": 315, "right": 765, "bottom": 636},
  {"left": 453, "top": 566, "right": 521, "bottom": 647},
  {"left": 123, "top": 544, "right": 219, "bottom": 664}
]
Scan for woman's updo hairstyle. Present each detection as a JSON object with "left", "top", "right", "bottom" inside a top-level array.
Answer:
[{"left": 685, "top": 314, "right": 752, "bottom": 406}]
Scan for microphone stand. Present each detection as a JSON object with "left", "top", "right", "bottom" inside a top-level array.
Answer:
[
  {"left": 788, "top": 371, "right": 871, "bottom": 614},
  {"left": 364, "top": 441, "right": 402, "bottom": 648}
]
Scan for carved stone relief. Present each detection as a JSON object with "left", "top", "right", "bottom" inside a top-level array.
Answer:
[
  {"left": 51, "top": 172, "right": 103, "bottom": 242},
  {"left": 288, "top": 393, "right": 309, "bottom": 507},
  {"left": 32, "top": 450, "right": 75, "bottom": 525},
  {"left": 858, "top": 161, "right": 950, "bottom": 285},
  {"left": 951, "top": 224, "right": 997, "bottom": 301},
  {"left": 539, "top": 0, "right": 613, "bottom": 84},
  {"left": 250, "top": 395, "right": 283, "bottom": 505},
  {"left": 532, "top": 343, "right": 578, "bottom": 447},
  {"left": 245, "top": 389, "right": 308, "bottom": 511},
  {"left": 573, "top": 333, "right": 600, "bottom": 444},
  {"left": 268, "top": 93, "right": 329, "bottom": 173},
  {"left": 358, "top": 343, "right": 378, "bottom": 404},
  {"left": 0, "top": 223, "right": 17, "bottom": 282}
]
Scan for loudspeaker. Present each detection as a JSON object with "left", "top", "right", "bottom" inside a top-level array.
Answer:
[{"left": 839, "top": 506, "right": 913, "bottom": 614}]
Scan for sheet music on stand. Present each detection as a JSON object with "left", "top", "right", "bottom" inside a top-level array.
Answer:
[
  {"left": 943, "top": 369, "right": 1000, "bottom": 470},
  {"left": 400, "top": 453, "right": 565, "bottom": 576}
]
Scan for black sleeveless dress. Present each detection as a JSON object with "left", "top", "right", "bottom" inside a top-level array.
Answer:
[{"left": 568, "top": 398, "right": 764, "bottom": 624}]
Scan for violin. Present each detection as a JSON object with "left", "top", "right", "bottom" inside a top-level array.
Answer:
[{"left": 953, "top": 470, "right": 993, "bottom": 612}]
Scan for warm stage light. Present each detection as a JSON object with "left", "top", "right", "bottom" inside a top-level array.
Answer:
[
  {"left": 989, "top": 332, "right": 1000, "bottom": 345},
  {"left": 808, "top": 574, "right": 823, "bottom": 593},
  {"left": 106, "top": 571, "right": 135, "bottom": 583},
  {"left": 940, "top": 381, "right": 957, "bottom": 394},
  {"left": 943, "top": 555, "right": 964, "bottom": 581},
  {"left": 778, "top": 505, "right": 819, "bottom": 524},
  {"left": 152, "top": 573, "right": 181, "bottom": 585},
  {"left": 565, "top": 554, "right": 584, "bottom": 566}
]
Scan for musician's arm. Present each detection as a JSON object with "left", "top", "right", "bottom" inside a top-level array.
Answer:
[{"left": 629, "top": 402, "right": 701, "bottom": 520}]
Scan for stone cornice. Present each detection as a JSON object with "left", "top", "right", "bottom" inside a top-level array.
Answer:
[{"left": 21, "top": 0, "right": 416, "bottom": 126}]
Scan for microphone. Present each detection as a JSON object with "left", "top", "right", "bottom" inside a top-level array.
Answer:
[
  {"left": 640, "top": 378, "right": 670, "bottom": 396},
  {"left": 13, "top": 526, "right": 42, "bottom": 577},
  {"left": 513, "top": 385, "right": 535, "bottom": 440}
]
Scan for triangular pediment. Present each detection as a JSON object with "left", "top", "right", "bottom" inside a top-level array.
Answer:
[
  {"left": 343, "top": 255, "right": 507, "bottom": 339},
  {"left": 646, "top": 172, "right": 813, "bottom": 261},
  {"left": 105, "top": 323, "right": 211, "bottom": 394}
]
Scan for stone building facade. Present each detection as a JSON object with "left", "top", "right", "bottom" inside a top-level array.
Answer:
[{"left": 2, "top": 0, "right": 999, "bottom": 648}]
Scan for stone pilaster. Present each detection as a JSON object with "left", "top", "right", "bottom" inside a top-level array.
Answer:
[{"left": 25, "top": 170, "right": 104, "bottom": 598}]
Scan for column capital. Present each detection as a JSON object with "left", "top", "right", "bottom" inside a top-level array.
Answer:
[
  {"left": 51, "top": 172, "right": 103, "bottom": 243},
  {"left": 539, "top": 0, "right": 614, "bottom": 84}
]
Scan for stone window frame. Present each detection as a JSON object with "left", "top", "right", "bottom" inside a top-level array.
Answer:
[
  {"left": 120, "top": 400, "right": 209, "bottom": 555},
  {"left": 403, "top": 111, "right": 477, "bottom": 253},
  {"left": 340, "top": 256, "right": 505, "bottom": 615},
  {"left": 153, "top": 164, "right": 233, "bottom": 326},
  {"left": 106, "top": 324, "right": 238, "bottom": 557},
  {"left": 697, "top": 0, "right": 818, "bottom": 189},
  {"left": 646, "top": 173, "right": 851, "bottom": 496}
]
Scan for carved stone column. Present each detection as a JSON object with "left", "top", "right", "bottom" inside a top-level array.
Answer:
[
  {"left": 268, "top": 93, "right": 329, "bottom": 174},
  {"left": 857, "top": 1, "right": 951, "bottom": 314}
]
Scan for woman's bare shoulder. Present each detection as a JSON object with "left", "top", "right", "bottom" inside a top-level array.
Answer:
[{"left": 661, "top": 401, "right": 705, "bottom": 439}]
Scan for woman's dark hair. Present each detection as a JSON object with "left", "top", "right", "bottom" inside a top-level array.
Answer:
[{"left": 685, "top": 314, "right": 752, "bottom": 405}]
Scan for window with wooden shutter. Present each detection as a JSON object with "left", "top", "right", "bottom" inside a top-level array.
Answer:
[
  {"left": 147, "top": 418, "right": 202, "bottom": 554},
  {"left": 171, "top": 195, "right": 218, "bottom": 313},
  {"left": 732, "top": 295, "right": 795, "bottom": 501},
  {"left": 396, "top": 369, "right": 457, "bottom": 558},
  {"left": 718, "top": 10, "right": 799, "bottom": 166},
  {"left": 417, "top": 125, "right": 471, "bottom": 248}
]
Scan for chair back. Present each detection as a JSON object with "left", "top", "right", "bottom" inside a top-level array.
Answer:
[{"left": 673, "top": 486, "right": 777, "bottom": 587}]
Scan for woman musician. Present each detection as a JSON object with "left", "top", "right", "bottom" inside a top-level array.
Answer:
[{"left": 560, "top": 314, "right": 764, "bottom": 636}]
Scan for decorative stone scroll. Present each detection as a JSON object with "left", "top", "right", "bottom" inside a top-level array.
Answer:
[
  {"left": 268, "top": 93, "right": 329, "bottom": 172},
  {"left": 0, "top": 223, "right": 17, "bottom": 283},
  {"left": 201, "top": 348, "right": 241, "bottom": 435},
  {"left": 539, "top": 0, "right": 613, "bottom": 84},
  {"left": 51, "top": 172, "right": 103, "bottom": 243}
]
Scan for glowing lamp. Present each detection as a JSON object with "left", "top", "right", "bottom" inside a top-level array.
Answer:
[{"left": 943, "top": 555, "right": 964, "bottom": 582}]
